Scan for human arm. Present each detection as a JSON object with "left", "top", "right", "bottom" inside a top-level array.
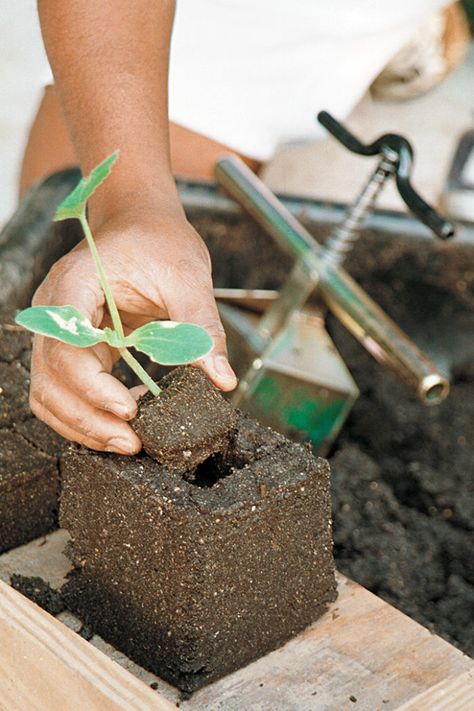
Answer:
[{"left": 33, "top": 0, "right": 236, "bottom": 454}]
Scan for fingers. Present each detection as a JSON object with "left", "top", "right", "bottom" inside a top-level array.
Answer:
[
  {"left": 130, "top": 384, "right": 149, "bottom": 400},
  {"left": 43, "top": 338, "right": 137, "bottom": 419},
  {"left": 33, "top": 254, "right": 103, "bottom": 325},
  {"left": 198, "top": 329, "right": 238, "bottom": 392},
  {"left": 166, "top": 264, "right": 237, "bottom": 391},
  {"left": 31, "top": 337, "right": 141, "bottom": 454},
  {"left": 30, "top": 256, "right": 141, "bottom": 449},
  {"left": 30, "top": 399, "right": 109, "bottom": 452},
  {"left": 30, "top": 367, "right": 142, "bottom": 454}
]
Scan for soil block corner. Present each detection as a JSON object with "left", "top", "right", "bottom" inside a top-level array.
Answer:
[{"left": 60, "top": 412, "right": 337, "bottom": 692}]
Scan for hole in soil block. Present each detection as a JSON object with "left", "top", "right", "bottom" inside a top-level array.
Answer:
[{"left": 184, "top": 455, "right": 234, "bottom": 489}]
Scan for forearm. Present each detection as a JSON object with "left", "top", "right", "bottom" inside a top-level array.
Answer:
[{"left": 38, "top": 0, "right": 182, "bottom": 223}]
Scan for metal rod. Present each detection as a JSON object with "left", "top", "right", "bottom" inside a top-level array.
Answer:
[
  {"left": 214, "top": 155, "right": 449, "bottom": 404},
  {"left": 213, "top": 288, "right": 278, "bottom": 313},
  {"left": 257, "top": 259, "right": 318, "bottom": 341}
]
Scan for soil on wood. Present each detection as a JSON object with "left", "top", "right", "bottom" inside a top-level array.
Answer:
[
  {"left": 0, "top": 322, "right": 64, "bottom": 553},
  {"left": 60, "top": 409, "right": 336, "bottom": 692},
  {"left": 131, "top": 366, "right": 238, "bottom": 474},
  {"left": 10, "top": 574, "right": 65, "bottom": 615},
  {"left": 3, "top": 206, "right": 473, "bottom": 680}
]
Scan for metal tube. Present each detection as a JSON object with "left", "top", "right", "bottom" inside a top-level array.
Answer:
[
  {"left": 257, "top": 259, "right": 318, "bottom": 341},
  {"left": 215, "top": 155, "right": 449, "bottom": 404}
]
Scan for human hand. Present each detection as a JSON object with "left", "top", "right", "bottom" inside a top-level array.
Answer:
[{"left": 29, "top": 204, "right": 237, "bottom": 454}]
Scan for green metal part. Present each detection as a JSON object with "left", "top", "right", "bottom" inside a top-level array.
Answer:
[{"left": 220, "top": 303, "right": 359, "bottom": 453}]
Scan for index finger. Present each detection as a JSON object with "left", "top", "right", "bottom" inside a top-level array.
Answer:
[{"left": 43, "top": 337, "right": 138, "bottom": 420}]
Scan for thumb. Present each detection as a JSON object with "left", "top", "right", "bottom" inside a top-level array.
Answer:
[{"left": 166, "top": 274, "right": 237, "bottom": 392}]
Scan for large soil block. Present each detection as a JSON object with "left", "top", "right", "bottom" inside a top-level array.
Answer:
[
  {"left": 0, "top": 322, "right": 63, "bottom": 553},
  {"left": 0, "top": 429, "right": 58, "bottom": 552},
  {"left": 61, "top": 414, "right": 337, "bottom": 692}
]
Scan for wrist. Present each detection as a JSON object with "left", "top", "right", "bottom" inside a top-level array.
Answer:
[{"left": 89, "top": 179, "right": 186, "bottom": 231}]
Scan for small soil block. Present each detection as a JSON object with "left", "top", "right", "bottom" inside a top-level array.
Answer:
[
  {"left": 131, "top": 366, "right": 238, "bottom": 473},
  {"left": 61, "top": 413, "right": 337, "bottom": 692}
]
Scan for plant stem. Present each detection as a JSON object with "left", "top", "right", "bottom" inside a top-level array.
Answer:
[
  {"left": 79, "top": 214, "right": 160, "bottom": 396},
  {"left": 79, "top": 215, "right": 125, "bottom": 338},
  {"left": 119, "top": 348, "right": 160, "bottom": 396}
]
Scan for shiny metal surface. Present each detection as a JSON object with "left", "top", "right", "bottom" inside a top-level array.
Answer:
[{"left": 215, "top": 155, "right": 449, "bottom": 406}]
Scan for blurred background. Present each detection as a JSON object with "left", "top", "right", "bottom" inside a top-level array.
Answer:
[{"left": 0, "top": 1, "right": 473, "bottom": 228}]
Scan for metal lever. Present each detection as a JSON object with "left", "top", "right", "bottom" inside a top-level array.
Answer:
[{"left": 317, "top": 111, "right": 455, "bottom": 240}]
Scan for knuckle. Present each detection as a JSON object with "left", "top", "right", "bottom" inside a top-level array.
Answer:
[
  {"left": 77, "top": 429, "right": 94, "bottom": 444},
  {"left": 29, "top": 394, "right": 43, "bottom": 419},
  {"left": 71, "top": 413, "right": 94, "bottom": 439},
  {"left": 33, "top": 253, "right": 98, "bottom": 311},
  {"left": 206, "top": 322, "right": 227, "bottom": 342},
  {"left": 30, "top": 372, "right": 50, "bottom": 407},
  {"left": 174, "top": 258, "right": 212, "bottom": 288},
  {"left": 46, "top": 341, "right": 73, "bottom": 371},
  {"left": 82, "top": 385, "right": 103, "bottom": 408},
  {"left": 194, "top": 314, "right": 226, "bottom": 339}
]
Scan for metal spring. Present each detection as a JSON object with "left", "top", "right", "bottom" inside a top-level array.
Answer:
[{"left": 322, "top": 149, "right": 398, "bottom": 266}]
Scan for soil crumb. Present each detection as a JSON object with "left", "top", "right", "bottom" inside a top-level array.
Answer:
[{"left": 10, "top": 574, "right": 65, "bottom": 615}]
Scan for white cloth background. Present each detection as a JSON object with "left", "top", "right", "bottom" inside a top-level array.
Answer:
[
  {"left": 0, "top": 0, "right": 450, "bottom": 228},
  {"left": 169, "top": 0, "right": 449, "bottom": 158}
]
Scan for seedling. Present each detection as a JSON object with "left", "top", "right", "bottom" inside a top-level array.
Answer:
[{"left": 15, "top": 152, "right": 213, "bottom": 396}]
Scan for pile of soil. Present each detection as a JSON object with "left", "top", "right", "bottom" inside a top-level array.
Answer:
[
  {"left": 191, "top": 210, "right": 474, "bottom": 658},
  {"left": 329, "top": 323, "right": 474, "bottom": 657},
  {"left": 10, "top": 574, "right": 65, "bottom": 616}
]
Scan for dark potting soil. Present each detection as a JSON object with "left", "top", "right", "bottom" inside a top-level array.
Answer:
[
  {"left": 328, "top": 322, "right": 474, "bottom": 657},
  {"left": 3, "top": 203, "right": 472, "bottom": 677},
  {"left": 60, "top": 409, "right": 336, "bottom": 692},
  {"left": 10, "top": 574, "right": 65, "bottom": 616},
  {"left": 0, "top": 323, "right": 63, "bottom": 553},
  {"left": 190, "top": 211, "right": 474, "bottom": 659},
  {"left": 131, "top": 366, "right": 238, "bottom": 474}
]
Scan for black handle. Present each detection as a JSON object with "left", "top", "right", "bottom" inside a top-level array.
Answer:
[{"left": 317, "top": 111, "right": 454, "bottom": 240}]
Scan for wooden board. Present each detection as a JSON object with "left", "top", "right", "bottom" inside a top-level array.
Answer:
[
  {"left": 184, "top": 575, "right": 474, "bottom": 711},
  {"left": 0, "top": 579, "right": 175, "bottom": 711},
  {"left": 396, "top": 670, "right": 474, "bottom": 711},
  {"left": 0, "top": 532, "right": 473, "bottom": 710}
]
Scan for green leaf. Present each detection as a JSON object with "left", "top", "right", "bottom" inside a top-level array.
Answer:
[
  {"left": 54, "top": 151, "right": 119, "bottom": 221},
  {"left": 15, "top": 306, "right": 107, "bottom": 347},
  {"left": 126, "top": 321, "right": 213, "bottom": 365}
]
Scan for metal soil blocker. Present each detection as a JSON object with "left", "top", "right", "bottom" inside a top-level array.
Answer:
[{"left": 214, "top": 113, "right": 454, "bottom": 453}]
